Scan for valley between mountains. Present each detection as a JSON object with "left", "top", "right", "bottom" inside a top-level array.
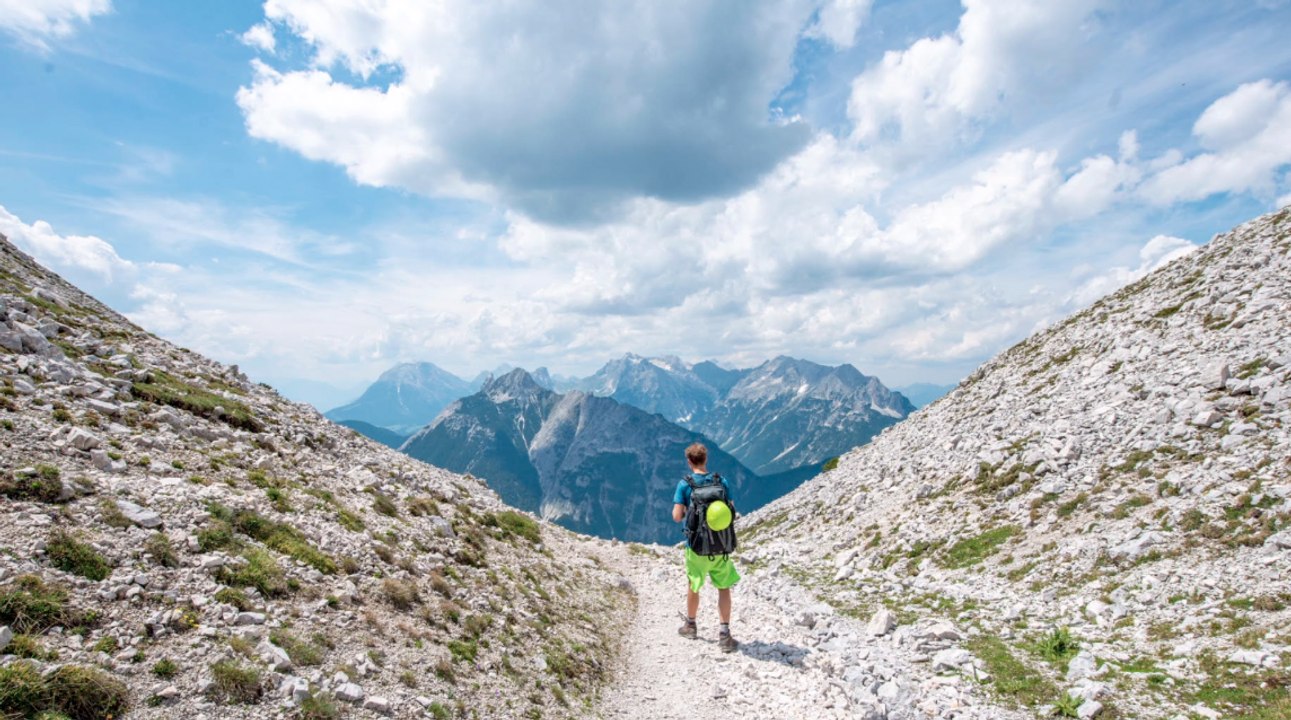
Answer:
[{"left": 1, "top": 206, "right": 1290, "bottom": 720}]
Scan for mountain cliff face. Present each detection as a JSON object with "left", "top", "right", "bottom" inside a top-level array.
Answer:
[
  {"left": 742, "top": 208, "right": 1291, "bottom": 720},
  {"left": 324, "top": 361, "right": 472, "bottom": 434},
  {"left": 402, "top": 369, "right": 760, "bottom": 544},
  {"left": 575, "top": 353, "right": 719, "bottom": 425},
  {"left": 0, "top": 234, "right": 630, "bottom": 720}
]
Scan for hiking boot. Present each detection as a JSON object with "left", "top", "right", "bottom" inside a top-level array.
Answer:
[
  {"left": 718, "top": 632, "right": 739, "bottom": 653},
  {"left": 678, "top": 621, "right": 698, "bottom": 639}
]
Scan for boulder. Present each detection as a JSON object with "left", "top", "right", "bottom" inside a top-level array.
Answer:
[
  {"left": 336, "top": 682, "right": 365, "bottom": 703},
  {"left": 116, "top": 500, "right": 163, "bottom": 529},
  {"left": 931, "top": 648, "right": 973, "bottom": 671},
  {"left": 1202, "top": 362, "right": 1230, "bottom": 390}
]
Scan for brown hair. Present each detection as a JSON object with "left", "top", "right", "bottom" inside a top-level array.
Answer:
[{"left": 685, "top": 443, "right": 707, "bottom": 468}]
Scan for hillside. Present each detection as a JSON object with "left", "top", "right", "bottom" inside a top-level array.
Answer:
[
  {"left": 739, "top": 208, "right": 1291, "bottom": 718},
  {"left": 0, "top": 234, "right": 632, "bottom": 719}
]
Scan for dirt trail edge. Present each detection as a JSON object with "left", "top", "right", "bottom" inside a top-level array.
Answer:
[{"left": 593, "top": 545, "right": 1026, "bottom": 720}]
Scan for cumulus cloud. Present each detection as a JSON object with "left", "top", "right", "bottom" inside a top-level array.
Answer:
[
  {"left": 239, "top": 1, "right": 833, "bottom": 221},
  {"left": 0, "top": 204, "right": 137, "bottom": 281},
  {"left": 0, "top": 0, "right": 110, "bottom": 49},
  {"left": 1067, "top": 235, "right": 1197, "bottom": 307},
  {"left": 1140, "top": 80, "right": 1291, "bottom": 204},
  {"left": 240, "top": 22, "right": 275, "bottom": 53},
  {"left": 804, "top": 0, "right": 872, "bottom": 48},
  {"left": 847, "top": 0, "right": 1105, "bottom": 151}
]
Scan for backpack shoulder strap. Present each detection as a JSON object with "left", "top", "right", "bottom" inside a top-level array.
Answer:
[{"left": 683, "top": 474, "right": 699, "bottom": 489}]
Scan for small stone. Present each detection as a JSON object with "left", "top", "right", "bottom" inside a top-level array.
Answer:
[
  {"left": 867, "top": 608, "right": 897, "bottom": 636},
  {"left": 1228, "top": 650, "right": 1268, "bottom": 666},
  {"left": 362, "top": 696, "right": 392, "bottom": 714},
  {"left": 932, "top": 648, "right": 972, "bottom": 671},
  {"left": 1266, "top": 531, "right": 1291, "bottom": 550},
  {"left": 1077, "top": 699, "right": 1104, "bottom": 719},
  {"left": 234, "top": 612, "right": 266, "bottom": 626},
  {"left": 0, "top": 625, "right": 12, "bottom": 653},
  {"left": 336, "top": 682, "right": 365, "bottom": 703},
  {"left": 1203, "top": 362, "right": 1230, "bottom": 390},
  {"left": 1067, "top": 650, "right": 1100, "bottom": 681},
  {"left": 116, "top": 500, "right": 163, "bottom": 529}
]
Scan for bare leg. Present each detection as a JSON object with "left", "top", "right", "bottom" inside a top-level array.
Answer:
[
  {"left": 718, "top": 588, "right": 731, "bottom": 624},
  {"left": 687, "top": 588, "right": 700, "bottom": 619}
]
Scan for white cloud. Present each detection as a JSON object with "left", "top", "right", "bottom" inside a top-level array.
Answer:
[
  {"left": 88, "top": 195, "right": 356, "bottom": 266},
  {"left": 1067, "top": 234, "right": 1197, "bottom": 307},
  {"left": 240, "top": 22, "right": 275, "bottom": 53},
  {"left": 1140, "top": 80, "right": 1291, "bottom": 205},
  {"left": 0, "top": 204, "right": 136, "bottom": 281},
  {"left": 239, "top": 1, "right": 834, "bottom": 221},
  {"left": 847, "top": 0, "right": 1105, "bottom": 151},
  {"left": 0, "top": 0, "right": 110, "bottom": 49},
  {"left": 804, "top": 0, "right": 872, "bottom": 48}
]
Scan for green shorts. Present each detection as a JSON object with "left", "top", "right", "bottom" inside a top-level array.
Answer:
[{"left": 684, "top": 548, "right": 740, "bottom": 592}]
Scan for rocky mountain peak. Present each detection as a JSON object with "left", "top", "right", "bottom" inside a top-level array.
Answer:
[{"left": 482, "top": 366, "right": 548, "bottom": 401}]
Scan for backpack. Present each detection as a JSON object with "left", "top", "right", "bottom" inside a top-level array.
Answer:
[{"left": 684, "top": 473, "right": 738, "bottom": 557}]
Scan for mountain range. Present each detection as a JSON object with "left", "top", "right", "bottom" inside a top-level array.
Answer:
[
  {"left": 324, "top": 361, "right": 474, "bottom": 435},
  {"left": 401, "top": 368, "right": 777, "bottom": 544}
]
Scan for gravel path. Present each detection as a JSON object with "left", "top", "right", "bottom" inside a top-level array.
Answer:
[{"left": 594, "top": 546, "right": 1028, "bottom": 720}]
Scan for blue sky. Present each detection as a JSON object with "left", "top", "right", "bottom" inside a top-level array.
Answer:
[{"left": 2, "top": 0, "right": 1290, "bottom": 409}]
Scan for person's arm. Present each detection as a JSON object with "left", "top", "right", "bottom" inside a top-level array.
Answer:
[{"left": 673, "top": 503, "right": 686, "bottom": 522}]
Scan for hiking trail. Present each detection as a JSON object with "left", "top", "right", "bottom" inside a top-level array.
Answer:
[{"left": 592, "top": 543, "right": 1024, "bottom": 720}]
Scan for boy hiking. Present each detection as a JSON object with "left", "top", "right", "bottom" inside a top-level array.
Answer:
[{"left": 672, "top": 442, "right": 740, "bottom": 652}]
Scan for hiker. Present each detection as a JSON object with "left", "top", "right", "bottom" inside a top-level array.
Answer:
[{"left": 673, "top": 442, "right": 740, "bottom": 652}]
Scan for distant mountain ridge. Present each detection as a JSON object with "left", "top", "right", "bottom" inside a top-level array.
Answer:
[
  {"left": 402, "top": 368, "right": 770, "bottom": 544},
  {"left": 325, "top": 361, "right": 473, "bottom": 435},
  {"left": 571, "top": 353, "right": 914, "bottom": 474}
]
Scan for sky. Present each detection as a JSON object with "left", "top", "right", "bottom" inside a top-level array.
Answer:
[{"left": 1, "top": 0, "right": 1290, "bottom": 410}]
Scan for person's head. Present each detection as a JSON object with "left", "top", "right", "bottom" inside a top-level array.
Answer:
[{"left": 685, "top": 442, "right": 708, "bottom": 470}]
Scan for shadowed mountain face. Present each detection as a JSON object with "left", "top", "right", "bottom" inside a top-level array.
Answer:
[
  {"left": 402, "top": 369, "right": 763, "bottom": 544},
  {"left": 325, "top": 362, "right": 473, "bottom": 435}
]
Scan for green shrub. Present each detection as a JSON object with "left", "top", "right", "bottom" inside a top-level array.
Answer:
[
  {"left": 367, "top": 488, "right": 399, "bottom": 517},
  {"left": 217, "top": 548, "right": 289, "bottom": 598},
  {"left": 0, "top": 660, "right": 49, "bottom": 717},
  {"left": 1, "top": 466, "right": 65, "bottom": 503},
  {"left": 447, "top": 638, "right": 478, "bottom": 663},
  {"left": 47, "top": 530, "right": 110, "bottom": 581},
  {"left": 1035, "top": 627, "right": 1079, "bottom": 667},
  {"left": 208, "top": 660, "right": 263, "bottom": 704},
  {"left": 131, "top": 370, "right": 262, "bottom": 432},
  {"left": 145, "top": 532, "right": 180, "bottom": 568},
  {"left": 298, "top": 692, "right": 340, "bottom": 720},
  {"left": 822, "top": 456, "right": 840, "bottom": 472},
  {"left": 99, "top": 499, "right": 132, "bottom": 529},
  {"left": 91, "top": 636, "right": 119, "bottom": 654},
  {"left": 45, "top": 665, "right": 130, "bottom": 720},
  {"left": 207, "top": 504, "right": 336, "bottom": 575},
  {"left": 268, "top": 629, "right": 326, "bottom": 667},
  {"left": 407, "top": 496, "right": 440, "bottom": 517},
  {"left": 0, "top": 575, "right": 81, "bottom": 633},
  {"left": 10, "top": 633, "right": 56, "bottom": 660},
  {"left": 493, "top": 511, "right": 541, "bottom": 544},
  {"left": 382, "top": 578, "right": 420, "bottom": 610},
  {"left": 214, "top": 587, "right": 253, "bottom": 611},
  {"left": 1054, "top": 693, "right": 1084, "bottom": 717},
  {"left": 941, "top": 525, "right": 1019, "bottom": 569},
  {"left": 152, "top": 658, "right": 178, "bottom": 679}
]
